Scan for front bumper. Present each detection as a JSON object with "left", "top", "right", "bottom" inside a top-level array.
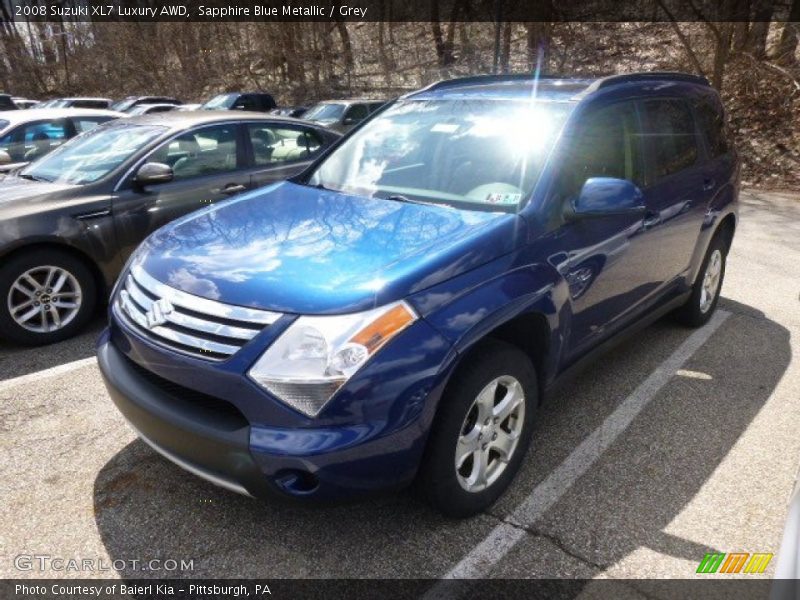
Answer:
[
  {"left": 97, "top": 329, "right": 453, "bottom": 501},
  {"left": 98, "top": 335, "right": 276, "bottom": 498}
]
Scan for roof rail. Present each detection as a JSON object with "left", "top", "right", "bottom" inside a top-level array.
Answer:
[
  {"left": 583, "top": 71, "right": 710, "bottom": 94},
  {"left": 403, "top": 72, "right": 561, "bottom": 98}
]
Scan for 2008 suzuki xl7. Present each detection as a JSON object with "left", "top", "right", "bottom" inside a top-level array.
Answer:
[{"left": 98, "top": 72, "right": 737, "bottom": 517}]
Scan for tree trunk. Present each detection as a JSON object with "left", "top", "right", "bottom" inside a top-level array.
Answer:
[
  {"left": 333, "top": 20, "right": 353, "bottom": 86},
  {"left": 712, "top": 23, "right": 734, "bottom": 92},
  {"left": 500, "top": 22, "right": 512, "bottom": 73},
  {"left": 775, "top": 0, "right": 800, "bottom": 63},
  {"left": 745, "top": 1, "right": 774, "bottom": 58},
  {"left": 430, "top": 2, "right": 453, "bottom": 69},
  {"left": 525, "top": 22, "right": 552, "bottom": 73}
]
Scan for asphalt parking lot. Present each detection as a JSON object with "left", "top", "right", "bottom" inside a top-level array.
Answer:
[{"left": 1, "top": 189, "right": 799, "bottom": 583}]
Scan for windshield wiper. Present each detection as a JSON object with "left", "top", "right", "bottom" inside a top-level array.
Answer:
[
  {"left": 385, "top": 194, "right": 452, "bottom": 209},
  {"left": 301, "top": 180, "right": 336, "bottom": 192},
  {"left": 17, "top": 173, "right": 51, "bottom": 183}
]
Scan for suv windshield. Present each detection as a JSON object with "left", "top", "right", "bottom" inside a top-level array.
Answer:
[
  {"left": 305, "top": 103, "right": 346, "bottom": 121},
  {"left": 308, "top": 98, "right": 572, "bottom": 212},
  {"left": 21, "top": 122, "right": 166, "bottom": 184},
  {"left": 201, "top": 94, "right": 237, "bottom": 110}
]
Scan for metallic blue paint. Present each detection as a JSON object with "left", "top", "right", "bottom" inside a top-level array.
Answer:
[
  {"left": 573, "top": 177, "right": 645, "bottom": 216},
  {"left": 135, "top": 181, "right": 521, "bottom": 314},
  {"left": 98, "top": 74, "right": 739, "bottom": 501}
]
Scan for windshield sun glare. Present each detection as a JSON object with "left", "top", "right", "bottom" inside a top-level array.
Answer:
[{"left": 309, "top": 99, "right": 571, "bottom": 212}]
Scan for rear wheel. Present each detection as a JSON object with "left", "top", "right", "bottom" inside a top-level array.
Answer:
[
  {"left": 417, "top": 339, "right": 537, "bottom": 518},
  {"left": 674, "top": 234, "right": 727, "bottom": 328},
  {"left": 0, "top": 249, "right": 97, "bottom": 345}
]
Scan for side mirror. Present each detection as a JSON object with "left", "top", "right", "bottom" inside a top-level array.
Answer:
[
  {"left": 566, "top": 177, "right": 645, "bottom": 220},
  {"left": 134, "top": 162, "right": 173, "bottom": 188},
  {"left": 342, "top": 116, "right": 358, "bottom": 126},
  {"left": 0, "top": 150, "right": 11, "bottom": 166}
]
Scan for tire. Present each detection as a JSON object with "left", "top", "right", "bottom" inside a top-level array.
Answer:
[
  {"left": 0, "top": 249, "right": 97, "bottom": 346},
  {"left": 416, "top": 339, "right": 538, "bottom": 518},
  {"left": 673, "top": 234, "right": 727, "bottom": 328}
]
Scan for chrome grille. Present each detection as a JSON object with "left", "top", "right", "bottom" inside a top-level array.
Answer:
[{"left": 114, "top": 265, "right": 281, "bottom": 361}]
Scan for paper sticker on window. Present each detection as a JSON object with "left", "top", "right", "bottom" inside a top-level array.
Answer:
[
  {"left": 431, "top": 123, "right": 459, "bottom": 133},
  {"left": 485, "top": 192, "right": 522, "bottom": 205}
]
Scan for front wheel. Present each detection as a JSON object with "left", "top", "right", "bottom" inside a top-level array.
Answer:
[
  {"left": 416, "top": 339, "right": 537, "bottom": 518},
  {"left": 674, "top": 234, "right": 727, "bottom": 328},
  {"left": 0, "top": 249, "right": 97, "bottom": 345}
]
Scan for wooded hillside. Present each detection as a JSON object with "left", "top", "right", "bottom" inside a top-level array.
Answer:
[{"left": 1, "top": 18, "right": 798, "bottom": 188}]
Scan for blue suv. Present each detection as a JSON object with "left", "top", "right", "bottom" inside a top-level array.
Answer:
[{"left": 98, "top": 72, "right": 738, "bottom": 517}]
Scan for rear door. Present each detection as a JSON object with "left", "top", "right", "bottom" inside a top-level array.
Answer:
[
  {"left": 244, "top": 122, "right": 331, "bottom": 189},
  {"left": 112, "top": 122, "right": 251, "bottom": 260},
  {"left": 637, "top": 97, "right": 707, "bottom": 286}
]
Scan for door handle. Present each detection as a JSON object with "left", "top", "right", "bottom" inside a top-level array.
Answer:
[
  {"left": 702, "top": 178, "right": 716, "bottom": 192},
  {"left": 74, "top": 208, "right": 111, "bottom": 221},
  {"left": 217, "top": 183, "right": 247, "bottom": 195}
]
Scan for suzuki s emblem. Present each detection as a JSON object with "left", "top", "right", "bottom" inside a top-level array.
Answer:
[{"left": 146, "top": 298, "right": 173, "bottom": 329}]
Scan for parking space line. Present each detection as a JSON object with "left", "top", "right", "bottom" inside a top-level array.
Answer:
[
  {"left": 0, "top": 357, "right": 97, "bottom": 394},
  {"left": 435, "top": 309, "right": 731, "bottom": 584}
]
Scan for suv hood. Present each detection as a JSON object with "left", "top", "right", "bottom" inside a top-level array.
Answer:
[{"left": 136, "top": 182, "right": 524, "bottom": 314}]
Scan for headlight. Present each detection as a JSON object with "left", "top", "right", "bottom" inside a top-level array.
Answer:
[{"left": 248, "top": 301, "right": 417, "bottom": 417}]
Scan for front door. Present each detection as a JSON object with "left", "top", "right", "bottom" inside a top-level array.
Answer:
[
  {"left": 551, "top": 100, "right": 656, "bottom": 359},
  {"left": 112, "top": 122, "right": 250, "bottom": 261}
]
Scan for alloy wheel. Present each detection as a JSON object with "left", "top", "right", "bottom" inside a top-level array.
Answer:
[
  {"left": 699, "top": 249, "right": 722, "bottom": 314},
  {"left": 455, "top": 375, "right": 526, "bottom": 493},
  {"left": 7, "top": 265, "right": 82, "bottom": 333}
]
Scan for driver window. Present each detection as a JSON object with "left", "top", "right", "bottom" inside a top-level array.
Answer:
[
  {"left": 149, "top": 124, "right": 239, "bottom": 181},
  {"left": 559, "top": 102, "right": 643, "bottom": 198}
]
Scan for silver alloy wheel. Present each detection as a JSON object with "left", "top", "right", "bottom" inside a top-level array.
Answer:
[
  {"left": 455, "top": 375, "right": 525, "bottom": 493},
  {"left": 7, "top": 265, "right": 82, "bottom": 333},
  {"left": 699, "top": 249, "right": 723, "bottom": 314}
]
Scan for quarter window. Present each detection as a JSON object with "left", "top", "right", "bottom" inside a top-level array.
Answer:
[
  {"left": 641, "top": 99, "right": 699, "bottom": 180},
  {"left": 693, "top": 97, "right": 730, "bottom": 159},
  {"left": 247, "top": 125, "right": 323, "bottom": 165},
  {"left": 149, "top": 124, "right": 239, "bottom": 180}
]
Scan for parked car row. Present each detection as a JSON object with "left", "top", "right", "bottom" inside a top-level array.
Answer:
[
  {"left": 1, "top": 73, "right": 738, "bottom": 518},
  {"left": 5, "top": 91, "right": 388, "bottom": 133}
]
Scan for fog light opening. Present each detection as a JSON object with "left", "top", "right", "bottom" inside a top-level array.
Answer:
[{"left": 274, "top": 469, "right": 319, "bottom": 495}]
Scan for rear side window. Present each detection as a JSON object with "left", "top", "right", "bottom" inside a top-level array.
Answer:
[
  {"left": 641, "top": 99, "right": 699, "bottom": 180},
  {"left": 559, "top": 100, "right": 644, "bottom": 197},
  {"left": 693, "top": 97, "right": 730, "bottom": 159},
  {"left": 247, "top": 124, "right": 324, "bottom": 165},
  {"left": 344, "top": 104, "right": 369, "bottom": 122}
]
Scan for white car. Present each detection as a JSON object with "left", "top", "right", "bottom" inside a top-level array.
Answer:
[
  {"left": 774, "top": 472, "right": 800, "bottom": 585},
  {"left": 0, "top": 108, "right": 124, "bottom": 172}
]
